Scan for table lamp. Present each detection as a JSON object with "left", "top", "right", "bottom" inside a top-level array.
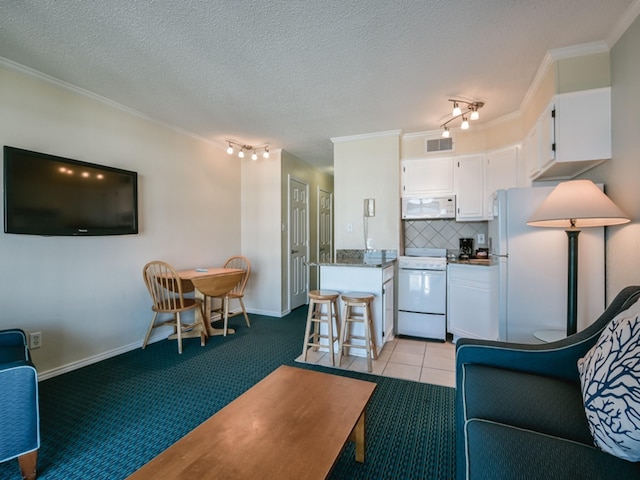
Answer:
[{"left": 527, "top": 180, "right": 629, "bottom": 336}]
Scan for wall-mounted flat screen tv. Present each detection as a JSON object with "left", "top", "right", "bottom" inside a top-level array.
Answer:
[{"left": 3, "top": 146, "right": 138, "bottom": 236}]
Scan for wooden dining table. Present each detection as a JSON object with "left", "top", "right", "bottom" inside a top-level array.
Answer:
[{"left": 172, "top": 267, "right": 244, "bottom": 338}]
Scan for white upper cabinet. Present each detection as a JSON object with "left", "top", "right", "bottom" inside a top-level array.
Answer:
[
  {"left": 401, "top": 157, "right": 454, "bottom": 197},
  {"left": 530, "top": 87, "right": 611, "bottom": 181},
  {"left": 401, "top": 149, "right": 520, "bottom": 221},
  {"left": 455, "top": 154, "right": 485, "bottom": 221}
]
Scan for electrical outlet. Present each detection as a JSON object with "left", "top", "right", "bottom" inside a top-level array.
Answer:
[
  {"left": 347, "top": 223, "right": 353, "bottom": 233},
  {"left": 29, "top": 331, "right": 42, "bottom": 349},
  {"left": 477, "top": 233, "right": 485, "bottom": 245}
]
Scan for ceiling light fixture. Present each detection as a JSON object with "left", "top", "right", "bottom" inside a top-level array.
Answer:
[
  {"left": 225, "top": 139, "right": 271, "bottom": 160},
  {"left": 441, "top": 99, "right": 484, "bottom": 137}
]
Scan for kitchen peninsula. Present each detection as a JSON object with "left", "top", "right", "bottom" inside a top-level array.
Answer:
[{"left": 315, "top": 250, "right": 396, "bottom": 356}]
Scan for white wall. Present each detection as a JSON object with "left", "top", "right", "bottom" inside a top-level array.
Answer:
[
  {"left": 583, "top": 14, "right": 640, "bottom": 300},
  {"left": 241, "top": 149, "right": 282, "bottom": 316},
  {"left": 0, "top": 64, "right": 242, "bottom": 377},
  {"left": 240, "top": 148, "right": 334, "bottom": 316},
  {"left": 332, "top": 131, "right": 401, "bottom": 252}
]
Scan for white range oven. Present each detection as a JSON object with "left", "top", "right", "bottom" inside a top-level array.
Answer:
[{"left": 397, "top": 248, "right": 447, "bottom": 341}]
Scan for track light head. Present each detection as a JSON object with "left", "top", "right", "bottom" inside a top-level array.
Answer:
[
  {"left": 225, "top": 140, "right": 271, "bottom": 160},
  {"left": 441, "top": 99, "right": 484, "bottom": 136}
]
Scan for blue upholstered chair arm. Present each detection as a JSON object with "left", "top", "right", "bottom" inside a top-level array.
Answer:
[
  {"left": 0, "top": 330, "right": 40, "bottom": 465},
  {"left": 0, "top": 329, "right": 30, "bottom": 362}
]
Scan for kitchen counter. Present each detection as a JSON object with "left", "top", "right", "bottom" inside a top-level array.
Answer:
[
  {"left": 316, "top": 251, "right": 397, "bottom": 353},
  {"left": 313, "top": 258, "right": 397, "bottom": 268},
  {"left": 447, "top": 258, "right": 495, "bottom": 266},
  {"left": 311, "top": 249, "right": 397, "bottom": 268}
]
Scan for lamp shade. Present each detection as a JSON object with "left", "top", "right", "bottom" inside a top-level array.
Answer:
[{"left": 527, "top": 180, "right": 630, "bottom": 228}]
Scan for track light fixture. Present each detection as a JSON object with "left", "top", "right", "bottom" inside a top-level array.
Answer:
[
  {"left": 225, "top": 139, "right": 271, "bottom": 160},
  {"left": 441, "top": 99, "right": 484, "bottom": 137}
]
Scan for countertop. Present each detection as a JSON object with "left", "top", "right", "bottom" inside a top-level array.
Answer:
[
  {"left": 309, "top": 249, "right": 397, "bottom": 268},
  {"left": 447, "top": 258, "right": 496, "bottom": 267},
  {"left": 313, "top": 258, "right": 397, "bottom": 268}
]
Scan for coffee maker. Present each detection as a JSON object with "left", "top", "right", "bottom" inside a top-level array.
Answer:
[{"left": 459, "top": 238, "right": 474, "bottom": 259}]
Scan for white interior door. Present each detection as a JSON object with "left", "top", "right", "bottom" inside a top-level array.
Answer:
[
  {"left": 317, "top": 188, "right": 333, "bottom": 286},
  {"left": 289, "top": 178, "right": 308, "bottom": 310}
]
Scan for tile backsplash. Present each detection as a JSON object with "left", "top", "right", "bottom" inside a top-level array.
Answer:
[{"left": 403, "top": 219, "right": 488, "bottom": 252}]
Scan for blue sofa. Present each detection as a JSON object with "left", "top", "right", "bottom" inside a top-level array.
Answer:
[
  {"left": 0, "top": 329, "right": 39, "bottom": 479},
  {"left": 456, "top": 286, "right": 640, "bottom": 480}
]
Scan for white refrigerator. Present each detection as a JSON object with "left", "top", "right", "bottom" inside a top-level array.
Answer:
[{"left": 488, "top": 187, "right": 605, "bottom": 343}]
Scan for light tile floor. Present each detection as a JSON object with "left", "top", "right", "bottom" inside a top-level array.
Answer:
[{"left": 296, "top": 337, "right": 456, "bottom": 388}]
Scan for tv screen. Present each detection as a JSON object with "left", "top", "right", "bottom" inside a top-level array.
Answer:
[{"left": 3, "top": 146, "right": 138, "bottom": 236}]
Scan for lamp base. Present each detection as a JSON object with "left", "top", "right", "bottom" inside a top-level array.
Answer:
[{"left": 566, "top": 229, "right": 580, "bottom": 336}]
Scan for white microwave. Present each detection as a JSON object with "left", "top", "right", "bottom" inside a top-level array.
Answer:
[{"left": 401, "top": 196, "right": 456, "bottom": 219}]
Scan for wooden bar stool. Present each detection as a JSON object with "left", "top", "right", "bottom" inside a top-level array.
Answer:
[
  {"left": 302, "top": 290, "right": 341, "bottom": 366},
  {"left": 339, "top": 292, "right": 377, "bottom": 372}
]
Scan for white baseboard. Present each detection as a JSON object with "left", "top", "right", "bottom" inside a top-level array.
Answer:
[
  {"left": 36, "top": 310, "right": 290, "bottom": 381},
  {"left": 36, "top": 334, "right": 165, "bottom": 381}
]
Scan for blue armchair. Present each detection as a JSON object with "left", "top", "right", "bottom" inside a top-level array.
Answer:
[
  {"left": 0, "top": 329, "right": 39, "bottom": 480},
  {"left": 456, "top": 286, "right": 640, "bottom": 479}
]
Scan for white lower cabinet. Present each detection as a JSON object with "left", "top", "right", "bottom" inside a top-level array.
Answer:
[{"left": 447, "top": 264, "right": 498, "bottom": 341}]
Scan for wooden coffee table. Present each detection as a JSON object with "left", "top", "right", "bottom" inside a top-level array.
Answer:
[{"left": 127, "top": 365, "right": 377, "bottom": 479}]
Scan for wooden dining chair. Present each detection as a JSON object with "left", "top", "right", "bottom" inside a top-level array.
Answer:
[
  {"left": 214, "top": 256, "right": 252, "bottom": 327},
  {"left": 191, "top": 271, "right": 245, "bottom": 336},
  {"left": 142, "top": 260, "right": 207, "bottom": 354}
]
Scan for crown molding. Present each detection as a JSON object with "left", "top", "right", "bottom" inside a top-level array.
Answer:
[
  {"left": 518, "top": 40, "right": 610, "bottom": 115},
  {"left": 607, "top": 0, "right": 640, "bottom": 47},
  {"left": 0, "top": 55, "right": 222, "bottom": 149},
  {"left": 548, "top": 41, "right": 609, "bottom": 61}
]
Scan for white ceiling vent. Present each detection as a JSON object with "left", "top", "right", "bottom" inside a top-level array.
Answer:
[{"left": 425, "top": 136, "right": 454, "bottom": 154}]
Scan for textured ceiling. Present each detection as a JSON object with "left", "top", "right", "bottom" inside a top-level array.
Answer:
[{"left": 0, "top": 0, "right": 636, "bottom": 171}]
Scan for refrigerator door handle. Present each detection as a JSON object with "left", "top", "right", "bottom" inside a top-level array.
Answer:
[{"left": 491, "top": 253, "right": 508, "bottom": 258}]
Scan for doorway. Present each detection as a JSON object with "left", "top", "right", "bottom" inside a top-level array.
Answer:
[
  {"left": 317, "top": 188, "right": 333, "bottom": 287},
  {"left": 289, "top": 177, "right": 309, "bottom": 310}
]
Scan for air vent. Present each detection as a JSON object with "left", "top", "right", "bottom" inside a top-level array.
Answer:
[{"left": 425, "top": 137, "right": 454, "bottom": 153}]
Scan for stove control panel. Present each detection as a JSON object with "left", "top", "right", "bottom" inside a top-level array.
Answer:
[{"left": 398, "top": 256, "right": 447, "bottom": 271}]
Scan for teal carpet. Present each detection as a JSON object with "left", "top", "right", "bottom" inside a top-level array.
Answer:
[{"left": 0, "top": 308, "right": 456, "bottom": 479}]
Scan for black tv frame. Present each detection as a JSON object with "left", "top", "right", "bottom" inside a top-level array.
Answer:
[{"left": 3, "top": 146, "right": 139, "bottom": 236}]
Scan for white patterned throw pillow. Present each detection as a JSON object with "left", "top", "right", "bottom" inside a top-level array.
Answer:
[{"left": 578, "top": 297, "right": 640, "bottom": 462}]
